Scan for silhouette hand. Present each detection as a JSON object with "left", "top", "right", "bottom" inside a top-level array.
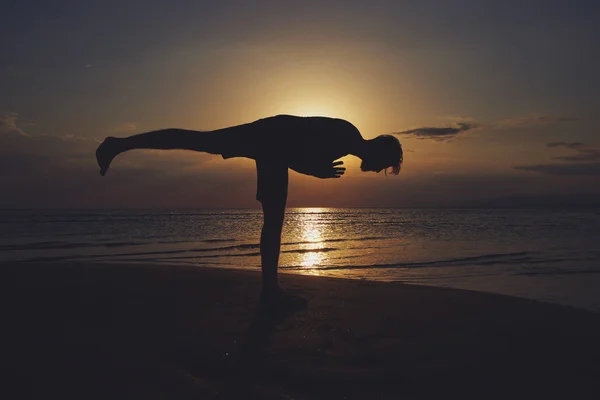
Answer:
[
  {"left": 326, "top": 160, "right": 346, "bottom": 178},
  {"left": 289, "top": 159, "right": 346, "bottom": 179},
  {"left": 309, "top": 160, "right": 346, "bottom": 179}
]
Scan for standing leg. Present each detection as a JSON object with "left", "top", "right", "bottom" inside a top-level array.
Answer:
[
  {"left": 256, "top": 159, "right": 288, "bottom": 293},
  {"left": 260, "top": 201, "right": 286, "bottom": 291},
  {"left": 255, "top": 159, "right": 307, "bottom": 312}
]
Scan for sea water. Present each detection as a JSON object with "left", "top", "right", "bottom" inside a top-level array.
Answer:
[{"left": 2, "top": 208, "right": 599, "bottom": 312}]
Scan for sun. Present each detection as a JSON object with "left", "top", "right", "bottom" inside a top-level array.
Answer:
[{"left": 289, "top": 105, "right": 337, "bottom": 118}]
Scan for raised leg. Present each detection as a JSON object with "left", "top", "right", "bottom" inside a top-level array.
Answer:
[
  {"left": 95, "top": 129, "right": 223, "bottom": 176},
  {"left": 95, "top": 116, "right": 286, "bottom": 176},
  {"left": 96, "top": 121, "right": 261, "bottom": 177}
]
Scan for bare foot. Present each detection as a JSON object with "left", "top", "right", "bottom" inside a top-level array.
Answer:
[{"left": 96, "top": 137, "right": 119, "bottom": 176}]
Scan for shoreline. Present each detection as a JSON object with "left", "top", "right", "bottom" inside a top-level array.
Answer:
[
  {"left": 4, "top": 261, "right": 600, "bottom": 399},
  {"left": 23, "top": 258, "right": 600, "bottom": 314}
]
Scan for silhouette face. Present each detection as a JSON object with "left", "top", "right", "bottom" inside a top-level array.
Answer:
[
  {"left": 360, "top": 134, "right": 402, "bottom": 174},
  {"left": 360, "top": 158, "right": 388, "bottom": 173}
]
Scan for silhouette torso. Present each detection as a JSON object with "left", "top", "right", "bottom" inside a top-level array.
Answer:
[{"left": 218, "top": 115, "right": 361, "bottom": 172}]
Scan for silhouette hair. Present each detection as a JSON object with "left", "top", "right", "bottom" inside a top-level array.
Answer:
[
  {"left": 383, "top": 134, "right": 403, "bottom": 175},
  {"left": 360, "top": 134, "right": 403, "bottom": 175}
]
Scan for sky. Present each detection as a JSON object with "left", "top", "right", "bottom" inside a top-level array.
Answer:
[{"left": 1, "top": 0, "right": 599, "bottom": 208}]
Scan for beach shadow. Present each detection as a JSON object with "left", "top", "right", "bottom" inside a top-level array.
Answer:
[{"left": 217, "top": 302, "right": 300, "bottom": 398}]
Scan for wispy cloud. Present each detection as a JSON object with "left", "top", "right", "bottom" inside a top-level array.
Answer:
[
  {"left": 491, "top": 115, "right": 576, "bottom": 129},
  {"left": 395, "top": 114, "right": 575, "bottom": 142},
  {"left": 111, "top": 122, "right": 139, "bottom": 134},
  {"left": 0, "top": 113, "right": 254, "bottom": 208},
  {"left": 514, "top": 163, "right": 600, "bottom": 176},
  {"left": 0, "top": 112, "right": 28, "bottom": 137},
  {"left": 515, "top": 142, "right": 600, "bottom": 176},
  {"left": 0, "top": 110, "right": 96, "bottom": 158},
  {"left": 394, "top": 122, "right": 476, "bottom": 142},
  {"left": 550, "top": 145, "right": 600, "bottom": 162},
  {"left": 547, "top": 142, "right": 584, "bottom": 149}
]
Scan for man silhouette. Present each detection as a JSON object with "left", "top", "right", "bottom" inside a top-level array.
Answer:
[{"left": 96, "top": 114, "right": 403, "bottom": 312}]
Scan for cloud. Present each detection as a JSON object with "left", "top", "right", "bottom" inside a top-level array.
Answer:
[
  {"left": 395, "top": 122, "right": 476, "bottom": 141},
  {"left": 0, "top": 112, "right": 28, "bottom": 136},
  {"left": 111, "top": 122, "right": 139, "bottom": 134},
  {"left": 545, "top": 142, "right": 600, "bottom": 162},
  {"left": 491, "top": 115, "right": 575, "bottom": 129},
  {"left": 0, "top": 128, "right": 96, "bottom": 159},
  {"left": 515, "top": 142, "right": 600, "bottom": 175},
  {"left": 0, "top": 110, "right": 242, "bottom": 208},
  {"left": 547, "top": 142, "right": 584, "bottom": 149},
  {"left": 552, "top": 148, "right": 600, "bottom": 162},
  {"left": 514, "top": 163, "right": 600, "bottom": 176},
  {"left": 394, "top": 114, "right": 574, "bottom": 142},
  {"left": 0, "top": 112, "right": 97, "bottom": 162}
]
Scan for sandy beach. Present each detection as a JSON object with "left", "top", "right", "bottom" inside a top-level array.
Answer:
[{"left": 3, "top": 261, "right": 600, "bottom": 399}]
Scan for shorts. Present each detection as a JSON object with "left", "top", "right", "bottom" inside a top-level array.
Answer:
[{"left": 255, "top": 159, "right": 288, "bottom": 206}]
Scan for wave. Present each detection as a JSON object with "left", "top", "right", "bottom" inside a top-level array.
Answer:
[
  {"left": 148, "top": 247, "right": 339, "bottom": 261},
  {"left": 6, "top": 239, "right": 598, "bottom": 275},
  {"left": 0, "top": 238, "right": 240, "bottom": 252},
  {"left": 282, "top": 236, "right": 386, "bottom": 246},
  {"left": 0, "top": 241, "right": 149, "bottom": 251},
  {"left": 0, "top": 234, "right": 383, "bottom": 254},
  {"left": 280, "top": 251, "right": 540, "bottom": 271},
  {"left": 48, "top": 243, "right": 259, "bottom": 260},
  {"left": 6, "top": 244, "right": 341, "bottom": 263},
  {"left": 514, "top": 268, "right": 600, "bottom": 276},
  {"left": 197, "top": 238, "right": 238, "bottom": 243}
]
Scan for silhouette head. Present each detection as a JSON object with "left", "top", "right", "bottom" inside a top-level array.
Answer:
[{"left": 360, "top": 134, "right": 403, "bottom": 175}]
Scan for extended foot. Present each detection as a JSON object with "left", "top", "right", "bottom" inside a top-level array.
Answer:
[
  {"left": 259, "top": 287, "right": 308, "bottom": 316},
  {"left": 95, "top": 137, "right": 119, "bottom": 176}
]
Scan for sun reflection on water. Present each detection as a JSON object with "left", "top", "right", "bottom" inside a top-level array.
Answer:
[{"left": 297, "top": 208, "right": 329, "bottom": 271}]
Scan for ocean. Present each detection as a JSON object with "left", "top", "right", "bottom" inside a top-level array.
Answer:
[{"left": 2, "top": 208, "right": 600, "bottom": 312}]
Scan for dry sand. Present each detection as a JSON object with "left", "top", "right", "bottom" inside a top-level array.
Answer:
[{"left": 3, "top": 261, "right": 600, "bottom": 399}]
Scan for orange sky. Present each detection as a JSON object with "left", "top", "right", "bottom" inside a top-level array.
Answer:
[{"left": 1, "top": 1, "right": 599, "bottom": 208}]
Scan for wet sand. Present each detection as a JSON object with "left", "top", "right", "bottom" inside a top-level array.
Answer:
[{"left": 3, "top": 261, "right": 600, "bottom": 399}]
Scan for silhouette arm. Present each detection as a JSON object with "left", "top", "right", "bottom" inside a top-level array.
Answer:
[{"left": 289, "top": 160, "right": 346, "bottom": 179}]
